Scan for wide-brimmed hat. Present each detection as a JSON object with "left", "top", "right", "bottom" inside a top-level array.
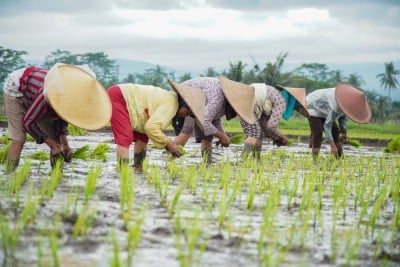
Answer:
[
  {"left": 335, "top": 83, "right": 371, "bottom": 123},
  {"left": 44, "top": 64, "right": 112, "bottom": 130},
  {"left": 275, "top": 85, "right": 309, "bottom": 117},
  {"left": 168, "top": 79, "right": 206, "bottom": 130},
  {"left": 218, "top": 76, "right": 256, "bottom": 124}
]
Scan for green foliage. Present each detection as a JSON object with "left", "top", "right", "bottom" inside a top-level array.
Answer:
[
  {"left": 72, "top": 145, "right": 90, "bottom": 160},
  {"left": 0, "top": 142, "right": 11, "bottom": 164},
  {"left": 26, "top": 150, "right": 49, "bottom": 161},
  {"left": 0, "top": 135, "right": 9, "bottom": 144},
  {"left": 42, "top": 49, "right": 119, "bottom": 88},
  {"left": 346, "top": 139, "right": 362, "bottom": 148},
  {"left": 90, "top": 143, "right": 110, "bottom": 160},
  {"left": 383, "top": 136, "right": 400, "bottom": 153},
  {"left": 68, "top": 125, "right": 87, "bottom": 136},
  {"left": 0, "top": 46, "right": 27, "bottom": 82},
  {"left": 230, "top": 134, "right": 245, "bottom": 144}
]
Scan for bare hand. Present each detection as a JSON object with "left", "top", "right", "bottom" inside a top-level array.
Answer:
[
  {"left": 166, "top": 140, "right": 181, "bottom": 157},
  {"left": 218, "top": 133, "right": 230, "bottom": 147}
]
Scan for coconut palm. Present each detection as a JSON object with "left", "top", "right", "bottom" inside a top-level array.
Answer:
[{"left": 376, "top": 62, "right": 400, "bottom": 98}]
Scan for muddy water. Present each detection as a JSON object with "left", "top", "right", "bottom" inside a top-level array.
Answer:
[{"left": 0, "top": 128, "right": 399, "bottom": 267}]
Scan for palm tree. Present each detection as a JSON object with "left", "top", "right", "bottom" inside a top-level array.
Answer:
[
  {"left": 376, "top": 62, "right": 400, "bottom": 98},
  {"left": 226, "top": 61, "right": 247, "bottom": 81}
]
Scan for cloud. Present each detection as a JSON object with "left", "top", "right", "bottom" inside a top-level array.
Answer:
[{"left": 0, "top": 0, "right": 399, "bottom": 73}]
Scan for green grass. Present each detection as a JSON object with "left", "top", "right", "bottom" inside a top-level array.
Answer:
[{"left": 222, "top": 118, "right": 400, "bottom": 141}]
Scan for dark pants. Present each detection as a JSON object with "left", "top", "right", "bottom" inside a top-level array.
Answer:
[{"left": 308, "top": 116, "right": 340, "bottom": 149}]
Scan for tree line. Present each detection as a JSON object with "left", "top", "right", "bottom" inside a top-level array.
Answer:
[{"left": 1, "top": 46, "right": 399, "bottom": 122}]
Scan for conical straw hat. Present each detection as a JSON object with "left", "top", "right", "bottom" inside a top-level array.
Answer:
[
  {"left": 218, "top": 76, "right": 256, "bottom": 124},
  {"left": 335, "top": 83, "right": 371, "bottom": 123},
  {"left": 275, "top": 85, "right": 309, "bottom": 117},
  {"left": 44, "top": 64, "right": 112, "bottom": 130},
  {"left": 168, "top": 79, "right": 206, "bottom": 130}
]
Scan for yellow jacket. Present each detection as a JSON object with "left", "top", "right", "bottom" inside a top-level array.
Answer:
[{"left": 119, "top": 84, "right": 178, "bottom": 148}]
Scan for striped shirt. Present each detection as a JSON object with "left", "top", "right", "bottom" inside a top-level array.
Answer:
[{"left": 18, "top": 67, "right": 68, "bottom": 144}]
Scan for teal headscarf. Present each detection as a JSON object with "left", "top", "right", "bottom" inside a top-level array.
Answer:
[{"left": 281, "top": 89, "right": 299, "bottom": 120}]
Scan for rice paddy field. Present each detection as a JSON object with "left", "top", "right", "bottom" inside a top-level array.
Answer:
[{"left": 0, "top": 127, "right": 399, "bottom": 267}]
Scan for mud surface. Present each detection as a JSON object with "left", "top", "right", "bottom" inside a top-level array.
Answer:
[{"left": 0, "top": 127, "right": 399, "bottom": 267}]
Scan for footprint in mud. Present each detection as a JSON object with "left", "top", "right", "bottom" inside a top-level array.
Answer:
[
  {"left": 151, "top": 226, "right": 173, "bottom": 236},
  {"left": 66, "top": 237, "right": 100, "bottom": 253}
]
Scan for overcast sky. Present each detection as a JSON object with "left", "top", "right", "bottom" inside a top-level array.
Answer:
[{"left": 1, "top": 0, "right": 399, "bottom": 73}]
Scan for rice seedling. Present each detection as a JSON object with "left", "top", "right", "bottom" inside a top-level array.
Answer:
[
  {"left": 343, "top": 228, "right": 362, "bottom": 266},
  {"left": 84, "top": 164, "right": 102, "bottom": 204},
  {"left": 63, "top": 191, "right": 79, "bottom": 217},
  {"left": 0, "top": 141, "right": 11, "bottom": 164},
  {"left": 160, "top": 173, "right": 171, "bottom": 207},
  {"left": 72, "top": 205, "right": 96, "bottom": 238},
  {"left": 0, "top": 213, "right": 17, "bottom": 258},
  {"left": 44, "top": 160, "right": 63, "bottom": 199},
  {"left": 246, "top": 173, "right": 257, "bottom": 211},
  {"left": 168, "top": 182, "right": 184, "bottom": 217},
  {"left": 71, "top": 145, "right": 90, "bottom": 160},
  {"left": 90, "top": 143, "right": 110, "bottom": 160},
  {"left": 109, "top": 231, "right": 121, "bottom": 267},
  {"left": 49, "top": 230, "right": 60, "bottom": 267},
  {"left": 9, "top": 160, "right": 31, "bottom": 197},
  {"left": 119, "top": 162, "right": 135, "bottom": 224},
  {"left": 14, "top": 184, "right": 39, "bottom": 236},
  {"left": 185, "top": 164, "right": 198, "bottom": 194},
  {"left": 126, "top": 206, "right": 147, "bottom": 265},
  {"left": 367, "top": 187, "right": 389, "bottom": 236},
  {"left": 174, "top": 209, "right": 206, "bottom": 267},
  {"left": 37, "top": 238, "right": 43, "bottom": 267}
]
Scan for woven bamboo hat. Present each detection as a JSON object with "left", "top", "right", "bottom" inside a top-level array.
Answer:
[
  {"left": 168, "top": 79, "right": 206, "bottom": 130},
  {"left": 275, "top": 85, "right": 309, "bottom": 117},
  {"left": 218, "top": 76, "right": 256, "bottom": 124},
  {"left": 335, "top": 83, "right": 371, "bottom": 123},
  {"left": 44, "top": 64, "right": 112, "bottom": 130}
]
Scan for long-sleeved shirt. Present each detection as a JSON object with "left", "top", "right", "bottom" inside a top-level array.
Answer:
[
  {"left": 119, "top": 83, "right": 178, "bottom": 148},
  {"left": 250, "top": 83, "right": 286, "bottom": 139},
  {"left": 306, "top": 88, "right": 347, "bottom": 143},
  {"left": 5, "top": 66, "right": 67, "bottom": 143},
  {"left": 183, "top": 77, "right": 226, "bottom": 136}
]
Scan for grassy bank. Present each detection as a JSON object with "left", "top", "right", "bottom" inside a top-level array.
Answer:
[{"left": 223, "top": 118, "right": 400, "bottom": 142}]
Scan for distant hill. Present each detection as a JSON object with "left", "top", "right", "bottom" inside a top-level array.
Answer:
[{"left": 24, "top": 58, "right": 400, "bottom": 100}]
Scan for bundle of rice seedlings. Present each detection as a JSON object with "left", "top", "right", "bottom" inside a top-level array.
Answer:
[
  {"left": 90, "top": 143, "right": 110, "bottom": 160},
  {"left": 177, "top": 145, "right": 187, "bottom": 155},
  {"left": 230, "top": 134, "right": 245, "bottom": 144},
  {"left": 346, "top": 139, "right": 362, "bottom": 148},
  {"left": 68, "top": 125, "right": 88, "bottom": 136},
  {"left": 26, "top": 150, "right": 49, "bottom": 161},
  {"left": 72, "top": 145, "right": 90, "bottom": 160}
]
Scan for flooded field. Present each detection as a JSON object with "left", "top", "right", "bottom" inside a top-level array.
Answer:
[{"left": 0, "top": 127, "right": 399, "bottom": 267}]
